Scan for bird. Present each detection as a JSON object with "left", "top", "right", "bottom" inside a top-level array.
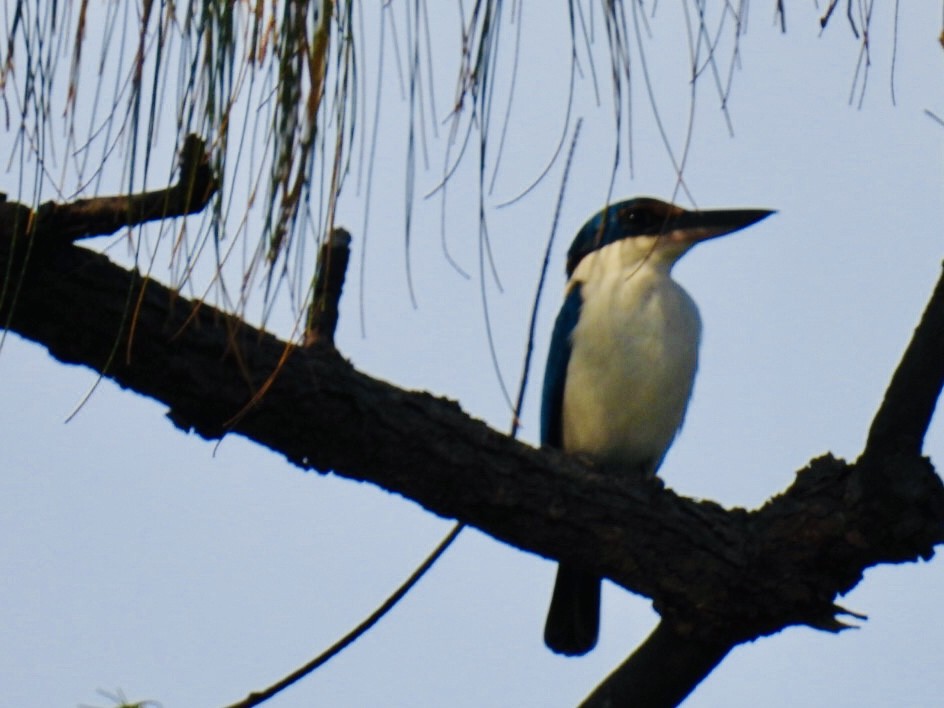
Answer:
[{"left": 541, "top": 196, "right": 774, "bottom": 656}]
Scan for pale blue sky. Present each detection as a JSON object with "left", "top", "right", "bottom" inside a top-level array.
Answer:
[{"left": 1, "top": 4, "right": 942, "bottom": 707}]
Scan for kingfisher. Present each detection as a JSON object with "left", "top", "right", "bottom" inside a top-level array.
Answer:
[{"left": 542, "top": 196, "right": 773, "bottom": 656}]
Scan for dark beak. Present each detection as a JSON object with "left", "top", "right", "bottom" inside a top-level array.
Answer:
[{"left": 668, "top": 208, "right": 776, "bottom": 244}]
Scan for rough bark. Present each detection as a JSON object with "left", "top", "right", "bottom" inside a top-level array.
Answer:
[{"left": 1, "top": 137, "right": 942, "bottom": 706}]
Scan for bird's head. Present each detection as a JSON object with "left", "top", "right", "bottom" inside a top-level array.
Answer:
[{"left": 566, "top": 197, "right": 775, "bottom": 277}]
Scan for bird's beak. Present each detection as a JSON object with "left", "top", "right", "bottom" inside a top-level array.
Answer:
[{"left": 666, "top": 207, "right": 776, "bottom": 244}]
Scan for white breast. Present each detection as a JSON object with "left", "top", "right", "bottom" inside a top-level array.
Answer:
[{"left": 562, "top": 244, "right": 701, "bottom": 473}]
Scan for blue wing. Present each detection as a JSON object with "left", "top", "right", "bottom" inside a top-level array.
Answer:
[{"left": 541, "top": 284, "right": 583, "bottom": 448}]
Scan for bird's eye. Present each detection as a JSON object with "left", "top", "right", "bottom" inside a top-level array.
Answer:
[{"left": 620, "top": 208, "right": 651, "bottom": 231}]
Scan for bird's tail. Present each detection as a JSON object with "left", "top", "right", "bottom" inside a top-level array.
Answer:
[{"left": 544, "top": 563, "right": 601, "bottom": 656}]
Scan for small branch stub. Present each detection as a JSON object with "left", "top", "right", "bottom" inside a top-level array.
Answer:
[{"left": 305, "top": 227, "right": 351, "bottom": 348}]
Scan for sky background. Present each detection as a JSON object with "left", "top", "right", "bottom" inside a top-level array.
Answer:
[{"left": 1, "top": 3, "right": 943, "bottom": 707}]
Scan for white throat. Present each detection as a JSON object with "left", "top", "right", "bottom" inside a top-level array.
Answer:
[{"left": 562, "top": 240, "right": 701, "bottom": 472}]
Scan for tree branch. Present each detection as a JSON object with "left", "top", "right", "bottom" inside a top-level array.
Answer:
[
  {"left": 0, "top": 159, "right": 942, "bottom": 706},
  {"left": 862, "top": 263, "right": 944, "bottom": 461},
  {"left": 582, "top": 622, "right": 731, "bottom": 707},
  {"left": 0, "top": 134, "right": 216, "bottom": 249},
  {"left": 582, "top": 264, "right": 944, "bottom": 705}
]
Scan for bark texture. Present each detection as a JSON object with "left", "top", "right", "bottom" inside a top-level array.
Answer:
[{"left": 1, "top": 136, "right": 942, "bottom": 706}]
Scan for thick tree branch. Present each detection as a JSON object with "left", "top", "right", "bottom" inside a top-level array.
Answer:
[
  {"left": 0, "top": 159, "right": 942, "bottom": 706},
  {"left": 584, "top": 264, "right": 944, "bottom": 705}
]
